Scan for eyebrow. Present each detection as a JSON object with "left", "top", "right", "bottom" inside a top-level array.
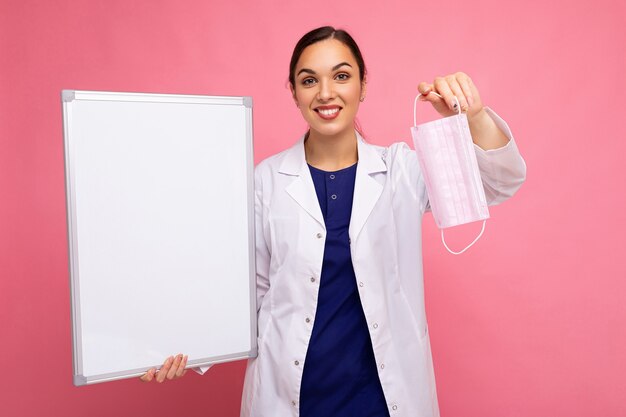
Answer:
[{"left": 297, "top": 62, "right": 353, "bottom": 77}]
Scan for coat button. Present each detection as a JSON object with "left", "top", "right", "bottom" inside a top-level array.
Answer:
[
  {"left": 392, "top": 405, "right": 398, "bottom": 411},
  {"left": 292, "top": 400, "right": 297, "bottom": 407},
  {"left": 316, "top": 232, "right": 323, "bottom": 239},
  {"left": 373, "top": 323, "right": 379, "bottom": 329},
  {"left": 329, "top": 174, "right": 335, "bottom": 179},
  {"left": 359, "top": 282, "right": 364, "bottom": 287},
  {"left": 294, "top": 360, "right": 299, "bottom": 366},
  {"left": 305, "top": 317, "right": 311, "bottom": 323},
  {"left": 331, "top": 194, "right": 337, "bottom": 200},
  {"left": 380, "top": 363, "right": 385, "bottom": 370},
  {"left": 310, "top": 277, "right": 316, "bottom": 283}
]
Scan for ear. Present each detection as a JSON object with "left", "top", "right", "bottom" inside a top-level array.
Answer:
[
  {"left": 360, "top": 77, "right": 368, "bottom": 101},
  {"left": 289, "top": 83, "right": 299, "bottom": 107}
]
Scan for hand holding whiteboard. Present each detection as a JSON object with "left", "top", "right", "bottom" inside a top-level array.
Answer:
[
  {"left": 62, "top": 91, "right": 257, "bottom": 386},
  {"left": 140, "top": 354, "right": 189, "bottom": 383}
]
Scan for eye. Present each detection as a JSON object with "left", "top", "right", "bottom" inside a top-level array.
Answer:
[
  {"left": 335, "top": 73, "right": 351, "bottom": 81},
  {"left": 301, "top": 77, "right": 317, "bottom": 86}
]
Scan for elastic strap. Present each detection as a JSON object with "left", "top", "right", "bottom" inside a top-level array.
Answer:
[
  {"left": 441, "top": 220, "right": 486, "bottom": 255},
  {"left": 413, "top": 92, "right": 460, "bottom": 126}
]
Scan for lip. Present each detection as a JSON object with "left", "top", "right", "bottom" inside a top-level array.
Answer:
[{"left": 314, "top": 105, "right": 342, "bottom": 120}]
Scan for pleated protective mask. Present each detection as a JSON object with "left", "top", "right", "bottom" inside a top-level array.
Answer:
[{"left": 410, "top": 92, "right": 489, "bottom": 255}]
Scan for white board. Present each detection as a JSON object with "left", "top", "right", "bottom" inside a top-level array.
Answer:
[{"left": 62, "top": 90, "right": 256, "bottom": 385}]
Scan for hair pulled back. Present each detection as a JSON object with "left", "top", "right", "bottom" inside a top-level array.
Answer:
[{"left": 288, "top": 26, "right": 367, "bottom": 87}]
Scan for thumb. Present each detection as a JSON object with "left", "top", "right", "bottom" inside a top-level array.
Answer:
[
  {"left": 417, "top": 82, "right": 432, "bottom": 95},
  {"left": 417, "top": 82, "right": 443, "bottom": 105},
  {"left": 416, "top": 83, "right": 452, "bottom": 116}
]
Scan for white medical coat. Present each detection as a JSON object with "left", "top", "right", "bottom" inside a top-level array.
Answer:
[{"left": 239, "top": 108, "right": 527, "bottom": 417}]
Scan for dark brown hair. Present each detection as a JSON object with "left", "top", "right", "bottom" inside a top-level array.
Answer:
[{"left": 288, "top": 26, "right": 367, "bottom": 87}]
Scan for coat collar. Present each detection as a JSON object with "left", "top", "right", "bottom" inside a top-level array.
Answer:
[{"left": 278, "top": 131, "right": 387, "bottom": 242}]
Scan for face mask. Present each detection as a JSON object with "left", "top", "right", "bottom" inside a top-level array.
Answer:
[{"left": 410, "top": 92, "right": 489, "bottom": 255}]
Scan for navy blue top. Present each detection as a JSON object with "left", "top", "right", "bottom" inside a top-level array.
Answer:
[{"left": 300, "top": 162, "right": 390, "bottom": 417}]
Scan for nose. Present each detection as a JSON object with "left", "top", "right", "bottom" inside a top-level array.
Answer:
[{"left": 317, "top": 79, "right": 335, "bottom": 101}]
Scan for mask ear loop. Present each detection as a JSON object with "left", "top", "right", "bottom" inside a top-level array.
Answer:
[
  {"left": 441, "top": 220, "right": 487, "bottom": 255},
  {"left": 414, "top": 92, "right": 488, "bottom": 255},
  {"left": 414, "top": 91, "right": 446, "bottom": 126},
  {"left": 413, "top": 92, "right": 461, "bottom": 124}
]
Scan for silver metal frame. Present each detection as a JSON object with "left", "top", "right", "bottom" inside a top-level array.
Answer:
[{"left": 62, "top": 90, "right": 257, "bottom": 385}]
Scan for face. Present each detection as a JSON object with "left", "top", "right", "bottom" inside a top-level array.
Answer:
[{"left": 290, "top": 38, "right": 366, "bottom": 139}]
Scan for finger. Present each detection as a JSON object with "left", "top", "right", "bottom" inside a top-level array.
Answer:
[
  {"left": 140, "top": 368, "right": 156, "bottom": 382},
  {"left": 175, "top": 355, "right": 188, "bottom": 378},
  {"left": 433, "top": 77, "right": 457, "bottom": 111},
  {"left": 417, "top": 82, "right": 444, "bottom": 104},
  {"left": 417, "top": 82, "right": 433, "bottom": 99},
  {"left": 156, "top": 356, "right": 173, "bottom": 383},
  {"left": 446, "top": 76, "right": 469, "bottom": 113},
  {"left": 166, "top": 354, "right": 183, "bottom": 380},
  {"left": 457, "top": 76, "right": 474, "bottom": 108},
  {"left": 418, "top": 80, "right": 447, "bottom": 109}
]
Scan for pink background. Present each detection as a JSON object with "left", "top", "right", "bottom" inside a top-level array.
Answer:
[{"left": 1, "top": 0, "right": 625, "bottom": 416}]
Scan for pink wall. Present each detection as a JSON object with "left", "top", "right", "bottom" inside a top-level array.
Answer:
[{"left": 1, "top": 0, "right": 625, "bottom": 416}]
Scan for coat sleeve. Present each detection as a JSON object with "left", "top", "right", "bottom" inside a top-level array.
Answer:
[{"left": 474, "top": 107, "right": 527, "bottom": 206}]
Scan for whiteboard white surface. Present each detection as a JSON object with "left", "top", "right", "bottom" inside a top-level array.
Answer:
[{"left": 62, "top": 91, "right": 256, "bottom": 385}]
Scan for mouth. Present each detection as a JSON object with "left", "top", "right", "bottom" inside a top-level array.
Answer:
[{"left": 314, "top": 105, "right": 342, "bottom": 120}]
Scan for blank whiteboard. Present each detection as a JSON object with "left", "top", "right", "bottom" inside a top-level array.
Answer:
[{"left": 62, "top": 90, "right": 256, "bottom": 386}]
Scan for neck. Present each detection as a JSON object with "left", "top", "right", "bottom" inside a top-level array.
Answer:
[{"left": 304, "top": 127, "right": 358, "bottom": 171}]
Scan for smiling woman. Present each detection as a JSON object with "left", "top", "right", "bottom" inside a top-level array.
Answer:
[
  {"left": 141, "top": 25, "right": 527, "bottom": 417},
  {"left": 288, "top": 27, "right": 367, "bottom": 172}
]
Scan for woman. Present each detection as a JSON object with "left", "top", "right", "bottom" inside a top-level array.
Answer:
[{"left": 141, "top": 26, "right": 526, "bottom": 417}]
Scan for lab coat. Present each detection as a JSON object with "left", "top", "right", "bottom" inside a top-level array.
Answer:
[{"left": 240, "top": 108, "right": 527, "bottom": 417}]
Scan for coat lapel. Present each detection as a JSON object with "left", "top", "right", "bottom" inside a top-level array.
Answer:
[
  {"left": 277, "top": 132, "right": 388, "bottom": 236},
  {"left": 279, "top": 136, "right": 325, "bottom": 229},
  {"left": 349, "top": 133, "right": 387, "bottom": 242}
]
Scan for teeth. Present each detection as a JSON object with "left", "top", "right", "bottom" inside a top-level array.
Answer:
[{"left": 318, "top": 108, "right": 339, "bottom": 116}]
